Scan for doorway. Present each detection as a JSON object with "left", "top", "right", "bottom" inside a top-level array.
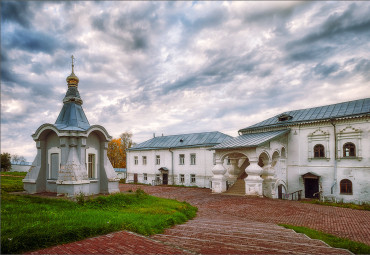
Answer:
[
  {"left": 162, "top": 173, "right": 168, "bottom": 185},
  {"left": 304, "top": 178, "right": 319, "bottom": 198},
  {"left": 134, "top": 173, "right": 138, "bottom": 183},
  {"left": 278, "top": 184, "right": 283, "bottom": 199}
]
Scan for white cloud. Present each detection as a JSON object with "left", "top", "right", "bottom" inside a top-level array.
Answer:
[{"left": 1, "top": 1, "right": 369, "bottom": 161}]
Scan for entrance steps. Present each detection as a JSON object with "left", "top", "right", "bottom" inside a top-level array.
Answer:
[
  {"left": 152, "top": 216, "right": 350, "bottom": 254},
  {"left": 224, "top": 179, "right": 245, "bottom": 195}
]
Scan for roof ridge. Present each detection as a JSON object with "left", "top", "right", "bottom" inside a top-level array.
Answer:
[{"left": 282, "top": 98, "right": 369, "bottom": 115}]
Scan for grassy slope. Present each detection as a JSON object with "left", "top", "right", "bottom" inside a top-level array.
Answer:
[
  {"left": 280, "top": 224, "right": 370, "bottom": 254},
  {"left": 1, "top": 174, "right": 197, "bottom": 254},
  {"left": 301, "top": 199, "right": 370, "bottom": 211}
]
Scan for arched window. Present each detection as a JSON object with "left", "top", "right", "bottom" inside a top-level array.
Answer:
[
  {"left": 314, "top": 144, "right": 325, "bottom": 158},
  {"left": 343, "top": 143, "right": 356, "bottom": 157},
  {"left": 340, "top": 179, "right": 352, "bottom": 194}
]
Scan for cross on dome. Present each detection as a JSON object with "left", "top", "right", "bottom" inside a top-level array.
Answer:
[{"left": 66, "top": 54, "right": 79, "bottom": 86}]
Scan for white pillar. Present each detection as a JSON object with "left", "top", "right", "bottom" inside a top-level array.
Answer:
[
  {"left": 211, "top": 159, "right": 227, "bottom": 193},
  {"left": 244, "top": 157, "right": 263, "bottom": 196},
  {"left": 228, "top": 158, "right": 240, "bottom": 185},
  {"left": 262, "top": 164, "right": 276, "bottom": 198}
]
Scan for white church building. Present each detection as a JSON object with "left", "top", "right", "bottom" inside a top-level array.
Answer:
[
  {"left": 23, "top": 58, "right": 119, "bottom": 197},
  {"left": 127, "top": 98, "right": 369, "bottom": 203},
  {"left": 127, "top": 132, "right": 232, "bottom": 188}
]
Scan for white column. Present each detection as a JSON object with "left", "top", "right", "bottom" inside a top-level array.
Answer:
[
  {"left": 244, "top": 157, "right": 263, "bottom": 196},
  {"left": 228, "top": 158, "right": 240, "bottom": 185},
  {"left": 211, "top": 159, "right": 227, "bottom": 193},
  {"left": 262, "top": 164, "right": 277, "bottom": 198}
]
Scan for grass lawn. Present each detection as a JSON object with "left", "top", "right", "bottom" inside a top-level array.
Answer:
[
  {"left": 1, "top": 173, "right": 197, "bottom": 254},
  {"left": 301, "top": 199, "right": 370, "bottom": 211},
  {"left": 280, "top": 224, "right": 370, "bottom": 254}
]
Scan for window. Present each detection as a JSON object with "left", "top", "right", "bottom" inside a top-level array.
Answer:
[
  {"left": 190, "top": 174, "right": 196, "bottom": 183},
  {"left": 180, "top": 174, "right": 185, "bottom": 183},
  {"left": 314, "top": 144, "right": 325, "bottom": 158},
  {"left": 156, "top": 155, "right": 160, "bottom": 165},
  {"left": 156, "top": 174, "right": 160, "bottom": 182},
  {"left": 143, "top": 173, "right": 147, "bottom": 181},
  {"left": 88, "top": 154, "right": 96, "bottom": 179},
  {"left": 213, "top": 153, "right": 216, "bottom": 165},
  {"left": 340, "top": 179, "right": 352, "bottom": 194},
  {"left": 190, "top": 154, "right": 196, "bottom": 165},
  {"left": 343, "top": 143, "right": 356, "bottom": 157},
  {"left": 142, "top": 156, "right": 147, "bottom": 165},
  {"left": 278, "top": 114, "right": 293, "bottom": 121},
  {"left": 227, "top": 157, "right": 231, "bottom": 165},
  {"left": 134, "top": 156, "right": 138, "bottom": 165},
  {"left": 179, "top": 154, "right": 185, "bottom": 165}
]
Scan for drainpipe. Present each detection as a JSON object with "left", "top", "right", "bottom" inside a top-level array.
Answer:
[
  {"left": 169, "top": 148, "right": 174, "bottom": 184},
  {"left": 330, "top": 119, "right": 337, "bottom": 194}
]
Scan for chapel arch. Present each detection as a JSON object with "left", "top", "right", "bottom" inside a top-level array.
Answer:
[
  {"left": 271, "top": 151, "right": 280, "bottom": 167},
  {"left": 281, "top": 147, "right": 286, "bottom": 159},
  {"left": 258, "top": 151, "right": 270, "bottom": 168}
]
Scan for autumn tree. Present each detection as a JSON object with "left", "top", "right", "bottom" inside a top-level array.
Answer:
[
  {"left": 107, "top": 138, "right": 124, "bottom": 168},
  {"left": 107, "top": 131, "right": 135, "bottom": 168}
]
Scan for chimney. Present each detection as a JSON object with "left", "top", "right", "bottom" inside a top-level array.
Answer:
[
  {"left": 162, "top": 133, "right": 163, "bottom": 136},
  {"left": 153, "top": 133, "right": 155, "bottom": 138}
]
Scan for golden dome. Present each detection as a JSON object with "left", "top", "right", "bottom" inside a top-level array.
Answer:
[{"left": 66, "top": 55, "right": 79, "bottom": 86}]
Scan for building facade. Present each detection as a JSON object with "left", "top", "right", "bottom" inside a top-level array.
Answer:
[
  {"left": 23, "top": 58, "right": 119, "bottom": 197},
  {"left": 211, "top": 98, "right": 370, "bottom": 204},
  {"left": 128, "top": 98, "right": 369, "bottom": 204},
  {"left": 126, "top": 132, "right": 232, "bottom": 188}
]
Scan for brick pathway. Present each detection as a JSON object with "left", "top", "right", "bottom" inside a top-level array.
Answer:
[
  {"left": 29, "top": 184, "right": 369, "bottom": 254},
  {"left": 122, "top": 184, "right": 370, "bottom": 246}
]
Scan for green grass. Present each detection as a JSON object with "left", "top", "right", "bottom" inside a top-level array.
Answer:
[
  {"left": 1, "top": 174, "right": 197, "bottom": 254},
  {"left": 279, "top": 224, "right": 370, "bottom": 254},
  {"left": 1, "top": 171, "right": 27, "bottom": 177},
  {"left": 301, "top": 199, "right": 370, "bottom": 211}
]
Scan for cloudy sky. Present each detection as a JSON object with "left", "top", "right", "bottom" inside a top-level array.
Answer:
[{"left": 1, "top": 1, "right": 370, "bottom": 161}]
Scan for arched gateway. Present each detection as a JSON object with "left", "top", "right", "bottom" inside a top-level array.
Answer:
[
  {"left": 211, "top": 129, "right": 289, "bottom": 198},
  {"left": 23, "top": 57, "right": 119, "bottom": 197}
]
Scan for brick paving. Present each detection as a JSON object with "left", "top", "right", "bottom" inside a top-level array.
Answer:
[
  {"left": 29, "top": 184, "right": 369, "bottom": 254},
  {"left": 122, "top": 184, "right": 370, "bottom": 246}
]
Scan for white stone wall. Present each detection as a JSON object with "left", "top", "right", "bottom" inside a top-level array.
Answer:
[
  {"left": 127, "top": 147, "right": 216, "bottom": 188},
  {"left": 286, "top": 119, "right": 370, "bottom": 203}
]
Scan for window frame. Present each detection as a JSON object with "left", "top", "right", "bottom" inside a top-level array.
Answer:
[
  {"left": 134, "top": 156, "right": 138, "bottom": 165},
  {"left": 142, "top": 156, "right": 147, "bottom": 165},
  {"left": 190, "top": 174, "right": 196, "bottom": 183},
  {"left": 340, "top": 179, "right": 353, "bottom": 195},
  {"left": 313, "top": 144, "right": 325, "bottom": 158},
  {"left": 156, "top": 155, "right": 160, "bottom": 165},
  {"left": 343, "top": 143, "right": 356, "bottom": 157},
  {"left": 190, "top": 153, "right": 196, "bottom": 165},
  {"left": 180, "top": 174, "right": 185, "bottom": 183},
  {"left": 143, "top": 173, "right": 147, "bottom": 181},
  {"left": 179, "top": 154, "right": 185, "bottom": 165},
  {"left": 88, "top": 153, "right": 96, "bottom": 179}
]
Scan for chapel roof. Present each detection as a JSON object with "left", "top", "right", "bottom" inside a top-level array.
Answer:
[
  {"left": 129, "top": 131, "right": 232, "bottom": 151},
  {"left": 239, "top": 98, "right": 370, "bottom": 133},
  {"left": 54, "top": 56, "right": 90, "bottom": 131}
]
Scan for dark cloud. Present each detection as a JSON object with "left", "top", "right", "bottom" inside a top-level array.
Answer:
[
  {"left": 286, "top": 46, "right": 334, "bottom": 63},
  {"left": 5, "top": 28, "right": 58, "bottom": 54},
  {"left": 1, "top": 1, "right": 34, "bottom": 28},
  {"left": 287, "top": 3, "right": 370, "bottom": 49},
  {"left": 313, "top": 63, "right": 340, "bottom": 78}
]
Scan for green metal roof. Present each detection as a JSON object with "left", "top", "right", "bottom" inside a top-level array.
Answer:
[
  {"left": 239, "top": 98, "right": 370, "bottom": 133},
  {"left": 212, "top": 129, "right": 290, "bottom": 150},
  {"left": 129, "top": 131, "right": 232, "bottom": 151}
]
